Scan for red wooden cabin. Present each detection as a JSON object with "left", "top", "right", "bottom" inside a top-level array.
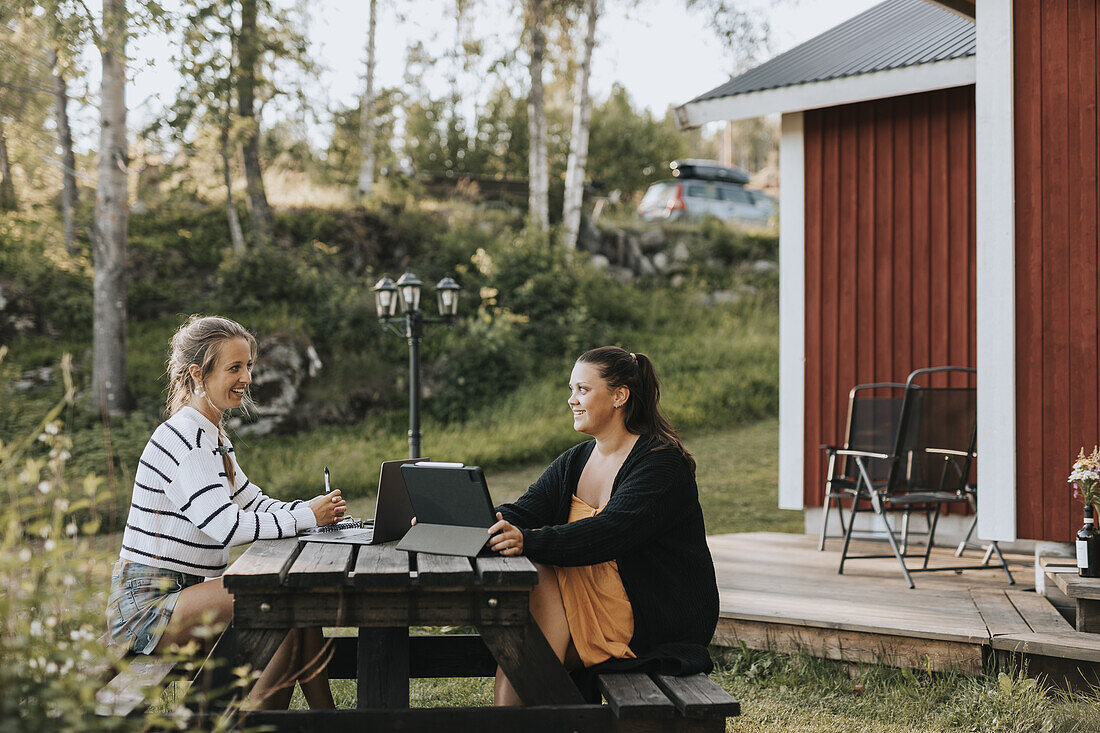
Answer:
[{"left": 678, "top": 0, "right": 1096, "bottom": 546}]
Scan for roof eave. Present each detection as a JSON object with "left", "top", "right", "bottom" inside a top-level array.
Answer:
[
  {"left": 925, "top": 0, "right": 975, "bottom": 20},
  {"left": 676, "top": 55, "right": 975, "bottom": 128}
]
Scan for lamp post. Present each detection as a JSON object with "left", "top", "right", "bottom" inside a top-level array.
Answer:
[{"left": 373, "top": 271, "right": 461, "bottom": 459}]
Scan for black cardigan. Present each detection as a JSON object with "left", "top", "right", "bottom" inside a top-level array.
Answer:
[{"left": 496, "top": 435, "right": 719, "bottom": 677}]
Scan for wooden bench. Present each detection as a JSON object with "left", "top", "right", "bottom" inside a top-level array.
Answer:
[
  {"left": 599, "top": 672, "right": 740, "bottom": 732},
  {"left": 93, "top": 636, "right": 178, "bottom": 717}
]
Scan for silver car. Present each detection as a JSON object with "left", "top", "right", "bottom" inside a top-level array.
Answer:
[{"left": 638, "top": 160, "right": 775, "bottom": 225}]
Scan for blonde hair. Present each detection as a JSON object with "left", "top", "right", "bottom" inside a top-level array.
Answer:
[{"left": 165, "top": 315, "right": 257, "bottom": 488}]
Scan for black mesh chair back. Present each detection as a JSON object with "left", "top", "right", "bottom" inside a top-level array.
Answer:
[
  {"left": 888, "top": 383, "right": 976, "bottom": 497},
  {"left": 844, "top": 390, "right": 906, "bottom": 485}
]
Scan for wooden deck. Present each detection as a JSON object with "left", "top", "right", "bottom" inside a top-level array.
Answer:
[{"left": 708, "top": 532, "right": 1100, "bottom": 683}]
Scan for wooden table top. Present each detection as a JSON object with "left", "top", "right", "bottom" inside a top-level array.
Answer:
[{"left": 223, "top": 537, "right": 538, "bottom": 592}]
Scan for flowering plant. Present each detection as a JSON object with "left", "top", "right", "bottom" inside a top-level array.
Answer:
[{"left": 1068, "top": 446, "right": 1100, "bottom": 511}]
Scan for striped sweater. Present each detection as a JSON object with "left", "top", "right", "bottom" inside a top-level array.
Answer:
[{"left": 118, "top": 406, "right": 317, "bottom": 576}]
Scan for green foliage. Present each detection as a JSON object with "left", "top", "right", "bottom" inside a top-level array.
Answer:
[
  {"left": 0, "top": 349, "right": 244, "bottom": 730},
  {"left": 586, "top": 85, "right": 691, "bottom": 199},
  {"left": 0, "top": 215, "right": 91, "bottom": 339}
]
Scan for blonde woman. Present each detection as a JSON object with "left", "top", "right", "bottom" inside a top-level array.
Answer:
[{"left": 106, "top": 315, "right": 344, "bottom": 710}]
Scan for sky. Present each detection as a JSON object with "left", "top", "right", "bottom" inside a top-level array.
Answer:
[{"left": 80, "top": 0, "right": 881, "bottom": 150}]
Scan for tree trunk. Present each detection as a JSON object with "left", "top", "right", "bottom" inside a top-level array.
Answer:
[
  {"left": 92, "top": 0, "right": 129, "bottom": 416},
  {"left": 526, "top": 0, "right": 549, "bottom": 231},
  {"left": 221, "top": 122, "right": 245, "bottom": 254},
  {"left": 357, "top": 0, "right": 378, "bottom": 199},
  {"left": 561, "top": 0, "right": 599, "bottom": 249},
  {"left": 49, "top": 48, "right": 79, "bottom": 253},
  {"left": 237, "top": 0, "right": 272, "bottom": 245},
  {"left": 0, "top": 118, "right": 16, "bottom": 211}
]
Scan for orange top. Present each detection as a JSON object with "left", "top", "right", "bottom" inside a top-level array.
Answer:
[{"left": 554, "top": 494, "right": 637, "bottom": 667}]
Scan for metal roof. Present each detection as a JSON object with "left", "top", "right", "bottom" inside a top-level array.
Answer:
[{"left": 687, "top": 0, "right": 975, "bottom": 105}]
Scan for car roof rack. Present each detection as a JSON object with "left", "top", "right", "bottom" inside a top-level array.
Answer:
[{"left": 669, "top": 159, "right": 750, "bottom": 185}]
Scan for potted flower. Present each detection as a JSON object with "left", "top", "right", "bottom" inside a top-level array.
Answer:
[{"left": 1068, "top": 447, "right": 1100, "bottom": 578}]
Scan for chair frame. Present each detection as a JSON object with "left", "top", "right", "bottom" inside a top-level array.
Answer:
[{"left": 835, "top": 367, "right": 1015, "bottom": 588}]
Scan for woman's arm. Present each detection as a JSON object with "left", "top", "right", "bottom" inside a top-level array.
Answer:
[
  {"left": 495, "top": 451, "right": 571, "bottom": 529},
  {"left": 520, "top": 448, "right": 693, "bottom": 566},
  {"left": 166, "top": 450, "right": 319, "bottom": 547}
]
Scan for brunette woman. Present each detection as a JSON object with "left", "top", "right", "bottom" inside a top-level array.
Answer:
[
  {"left": 107, "top": 315, "right": 345, "bottom": 710},
  {"left": 488, "top": 346, "right": 719, "bottom": 705}
]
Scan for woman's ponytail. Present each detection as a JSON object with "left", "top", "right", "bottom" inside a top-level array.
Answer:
[{"left": 577, "top": 346, "right": 695, "bottom": 474}]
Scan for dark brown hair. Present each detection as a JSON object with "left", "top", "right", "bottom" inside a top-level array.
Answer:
[{"left": 577, "top": 346, "right": 695, "bottom": 474}]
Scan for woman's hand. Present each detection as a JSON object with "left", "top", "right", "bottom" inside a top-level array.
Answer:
[
  {"left": 309, "top": 490, "right": 346, "bottom": 526},
  {"left": 488, "top": 512, "right": 523, "bottom": 556}
]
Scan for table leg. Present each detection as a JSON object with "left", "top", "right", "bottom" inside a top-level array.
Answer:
[
  {"left": 357, "top": 626, "right": 409, "bottom": 708},
  {"left": 478, "top": 617, "right": 585, "bottom": 706},
  {"left": 1077, "top": 598, "right": 1100, "bottom": 633}
]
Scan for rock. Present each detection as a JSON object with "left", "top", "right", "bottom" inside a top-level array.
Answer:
[
  {"left": 14, "top": 366, "right": 54, "bottom": 392},
  {"left": 652, "top": 252, "right": 670, "bottom": 272},
  {"left": 228, "top": 335, "right": 318, "bottom": 437},
  {"left": 672, "top": 241, "right": 692, "bottom": 262},
  {"left": 608, "top": 266, "right": 636, "bottom": 284},
  {"left": 590, "top": 254, "right": 611, "bottom": 270},
  {"left": 639, "top": 229, "right": 665, "bottom": 253},
  {"left": 751, "top": 259, "right": 778, "bottom": 273},
  {"left": 670, "top": 274, "right": 685, "bottom": 288},
  {"left": 691, "top": 292, "right": 714, "bottom": 307},
  {"left": 712, "top": 290, "right": 740, "bottom": 304},
  {"left": 636, "top": 256, "right": 656, "bottom": 276}
]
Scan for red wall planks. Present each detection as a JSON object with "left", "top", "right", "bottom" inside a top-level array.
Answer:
[
  {"left": 802, "top": 87, "right": 976, "bottom": 509},
  {"left": 1014, "top": 0, "right": 1100, "bottom": 541}
]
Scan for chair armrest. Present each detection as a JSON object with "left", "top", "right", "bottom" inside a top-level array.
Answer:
[
  {"left": 820, "top": 444, "right": 841, "bottom": 454},
  {"left": 924, "top": 447, "right": 975, "bottom": 457},
  {"left": 834, "top": 449, "right": 890, "bottom": 459}
]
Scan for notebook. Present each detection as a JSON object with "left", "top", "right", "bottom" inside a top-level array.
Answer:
[
  {"left": 396, "top": 463, "right": 497, "bottom": 557},
  {"left": 301, "top": 458, "right": 424, "bottom": 545}
]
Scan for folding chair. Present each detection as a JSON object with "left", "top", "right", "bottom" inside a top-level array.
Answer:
[
  {"left": 818, "top": 382, "right": 907, "bottom": 550},
  {"left": 836, "top": 366, "right": 1015, "bottom": 588}
]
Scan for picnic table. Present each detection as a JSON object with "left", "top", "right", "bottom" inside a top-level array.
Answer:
[
  {"left": 220, "top": 538, "right": 581, "bottom": 708},
  {"left": 203, "top": 537, "right": 739, "bottom": 731}
]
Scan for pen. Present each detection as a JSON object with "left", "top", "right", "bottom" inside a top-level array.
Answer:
[{"left": 324, "top": 466, "right": 331, "bottom": 494}]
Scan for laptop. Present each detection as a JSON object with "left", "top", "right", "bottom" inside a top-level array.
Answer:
[
  {"left": 396, "top": 463, "right": 497, "bottom": 557},
  {"left": 301, "top": 458, "right": 423, "bottom": 545}
]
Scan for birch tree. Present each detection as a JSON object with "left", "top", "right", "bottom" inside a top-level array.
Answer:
[
  {"left": 525, "top": 0, "right": 549, "bottom": 231},
  {"left": 356, "top": 0, "right": 378, "bottom": 199},
  {"left": 237, "top": 0, "right": 272, "bottom": 245},
  {"left": 92, "top": 0, "right": 130, "bottom": 415},
  {"left": 49, "top": 46, "right": 79, "bottom": 253},
  {"left": 560, "top": 0, "right": 597, "bottom": 249}
]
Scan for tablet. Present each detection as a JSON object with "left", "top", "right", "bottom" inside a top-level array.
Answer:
[{"left": 396, "top": 463, "right": 496, "bottom": 557}]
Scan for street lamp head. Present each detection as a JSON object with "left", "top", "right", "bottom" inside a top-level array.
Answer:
[
  {"left": 395, "top": 271, "right": 423, "bottom": 314},
  {"left": 434, "top": 275, "right": 461, "bottom": 319},
  {"left": 372, "top": 276, "right": 399, "bottom": 320}
]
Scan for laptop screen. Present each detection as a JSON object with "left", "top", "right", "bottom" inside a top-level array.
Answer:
[{"left": 400, "top": 464, "right": 495, "bottom": 529}]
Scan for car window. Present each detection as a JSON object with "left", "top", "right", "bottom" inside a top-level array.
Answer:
[
  {"left": 719, "top": 185, "right": 751, "bottom": 204},
  {"left": 684, "top": 183, "right": 707, "bottom": 198}
]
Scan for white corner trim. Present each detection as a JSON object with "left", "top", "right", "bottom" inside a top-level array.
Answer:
[
  {"left": 778, "top": 112, "right": 806, "bottom": 511},
  {"left": 975, "top": 0, "right": 1016, "bottom": 541},
  {"left": 679, "top": 56, "right": 976, "bottom": 126}
]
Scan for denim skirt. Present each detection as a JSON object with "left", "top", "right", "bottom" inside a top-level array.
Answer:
[{"left": 106, "top": 560, "right": 206, "bottom": 654}]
